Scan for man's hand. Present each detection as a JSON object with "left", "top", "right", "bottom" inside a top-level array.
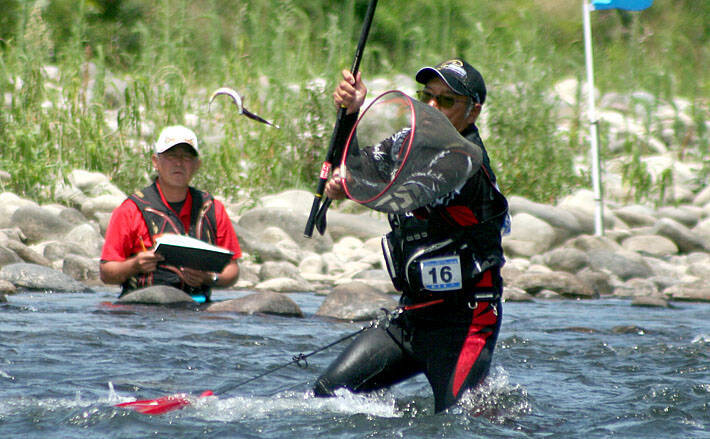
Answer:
[
  {"left": 325, "top": 167, "right": 346, "bottom": 200},
  {"left": 133, "top": 250, "right": 164, "bottom": 274},
  {"left": 334, "top": 70, "right": 367, "bottom": 115},
  {"left": 179, "top": 267, "right": 214, "bottom": 287}
]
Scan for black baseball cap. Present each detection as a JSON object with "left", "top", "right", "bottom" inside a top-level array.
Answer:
[{"left": 415, "top": 58, "right": 486, "bottom": 104}]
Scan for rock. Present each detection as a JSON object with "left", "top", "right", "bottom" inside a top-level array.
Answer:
[
  {"left": 206, "top": 291, "right": 303, "bottom": 317},
  {"left": 80, "top": 194, "right": 125, "bottom": 219},
  {"left": 11, "top": 205, "right": 73, "bottom": 243},
  {"left": 42, "top": 240, "right": 94, "bottom": 260},
  {"left": 652, "top": 218, "right": 710, "bottom": 254},
  {"left": 621, "top": 234, "right": 678, "bottom": 257},
  {"left": 0, "top": 263, "right": 93, "bottom": 293},
  {"left": 4, "top": 239, "right": 52, "bottom": 266},
  {"left": 0, "top": 279, "right": 17, "bottom": 295},
  {"left": 321, "top": 210, "right": 389, "bottom": 242},
  {"left": 64, "top": 223, "right": 104, "bottom": 257},
  {"left": 62, "top": 254, "right": 100, "bottom": 283},
  {"left": 255, "top": 277, "right": 312, "bottom": 293},
  {"left": 631, "top": 296, "right": 670, "bottom": 308},
  {"left": 238, "top": 207, "right": 333, "bottom": 254},
  {"left": 693, "top": 185, "right": 710, "bottom": 206},
  {"left": 656, "top": 206, "right": 701, "bottom": 228},
  {"left": 587, "top": 249, "right": 654, "bottom": 281},
  {"left": 0, "top": 245, "right": 22, "bottom": 267},
  {"left": 576, "top": 268, "right": 614, "bottom": 296},
  {"left": 503, "top": 286, "right": 534, "bottom": 302},
  {"left": 259, "top": 260, "right": 302, "bottom": 281},
  {"left": 612, "top": 205, "right": 657, "bottom": 227},
  {"left": 663, "top": 280, "right": 710, "bottom": 302},
  {"left": 503, "top": 213, "right": 557, "bottom": 257},
  {"left": 613, "top": 278, "right": 659, "bottom": 298},
  {"left": 57, "top": 206, "right": 90, "bottom": 226},
  {"left": 513, "top": 270, "right": 598, "bottom": 299},
  {"left": 316, "top": 281, "right": 398, "bottom": 321},
  {"left": 116, "top": 285, "right": 196, "bottom": 304},
  {"left": 232, "top": 223, "right": 292, "bottom": 263},
  {"left": 532, "top": 247, "right": 590, "bottom": 273},
  {"left": 557, "top": 189, "right": 617, "bottom": 234},
  {"left": 509, "top": 195, "right": 585, "bottom": 239}
]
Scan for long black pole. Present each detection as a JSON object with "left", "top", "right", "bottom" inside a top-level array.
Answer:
[{"left": 303, "top": 0, "right": 378, "bottom": 238}]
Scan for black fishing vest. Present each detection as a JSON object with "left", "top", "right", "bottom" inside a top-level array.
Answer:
[
  {"left": 381, "top": 125, "right": 509, "bottom": 300},
  {"left": 120, "top": 181, "right": 219, "bottom": 298}
]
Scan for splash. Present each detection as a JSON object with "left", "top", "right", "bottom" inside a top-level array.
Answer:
[{"left": 449, "top": 366, "right": 532, "bottom": 424}]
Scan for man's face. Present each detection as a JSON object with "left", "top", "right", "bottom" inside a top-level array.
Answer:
[
  {"left": 420, "top": 77, "right": 480, "bottom": 132},
  {"left": 151, "top": 143, "right": 200, "bottom": 190}
]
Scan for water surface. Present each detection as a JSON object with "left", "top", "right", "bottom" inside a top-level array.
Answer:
[{"left": 1, "top": 290, "right": 708, "bottom": 438}]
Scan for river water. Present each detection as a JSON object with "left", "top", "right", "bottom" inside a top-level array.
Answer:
[{"left": 1, "top": 289, "right": 708, "bottom": 438}]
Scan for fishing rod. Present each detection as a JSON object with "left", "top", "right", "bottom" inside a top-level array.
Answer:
[
  {"left": 115, "top": 300, "right": 449, "bottom": 415},
  {"left": 115, "top": 316, "right": 386, "bottom": 415},
  {"left": 303, "top": 0, "right": 379, "bottom": 238}
]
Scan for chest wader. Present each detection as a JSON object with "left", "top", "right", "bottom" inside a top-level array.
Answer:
[{"left": 120, "top": 182, "right": 219, "bottom": 300}]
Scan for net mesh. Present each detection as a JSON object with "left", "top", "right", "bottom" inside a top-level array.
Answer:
[{"left": 342, "top": 90, "right": 482, "bottom": 214}]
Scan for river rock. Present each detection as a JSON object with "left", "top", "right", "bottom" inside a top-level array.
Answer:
[
  {"left": 612, "top": 205, "right": 657, "bottom": 227},
  {"left": 62, "top": 254, "right": 100, "bottom": 283},
  {"left": 42, "top": 240, "right": 94, "bottom": 260},
  {"left": 0, "top": 263, "right": 93, "bottom": 293},
  {"left": 652, "top": 218, "right": 710, "bottom": 254},
  {"left": 663, "top": 280, "right": 710, "bottom": 302},
  {"left": 576, "top": 268, "right": 614, "bottom": 296},
  {"left": 316, "top": 281, "right": 398, "bottom": 321},
  {"left": 0, "top": 245, "right": 22, "bottom": 267},
  {"left": 255, "top": 277, "right": 312, "bottom": 293},
  {"left": 11, "top": 205, "right": 73, "bottom": 243},
  {"left": 531, "top": 247, "right": 590, "bottom": 273},
  {"left": 620, "top": 234, "right": 678, "bottom": 257},
  {"left": 64, "top": 223, "right": 104, "bottom": 257},
  {"left": 238, "top": 206, "right": 333, "bottom": 254},
  {"left": 232, "top": 223, "right": 292, "bottom": 263},
  {"left": 613, "top": 278, "right": 659, "bottom": 298},
  {"left": 0, "top": 279, "right": 17, "bottom": 295},
  {"left": 587, "top": 249, "right": 654, "bottom": 280},
  {"left": 513, "top": 270, "right": 598, "bottom": 299},
  {"left": 206, "top": 291, "right": 303, "bottom": 317},
  {"left": 321, "top": 210, "right": 389, "bottom": 242},
  {"left": 503, "top": 286, "right": 534, "bottom": 302},
  {"left": 503, "top": 213, "right": 557, "bottom": 257},
  {"left": 259, "top": 260, "right": 302, "bottom": 281},
  {"left": 631, "top": 295, "right": 670, "bottom": 308},
  {"left": 509, "top": 195, "right": 585, "bottom": 239},
  {"left": 656, "top": 206, "right": 701, "bottom": 228},
  {"left": 4, "top": 239, "right": 52, "bottom": 266},
  {"left": 117, "top": 285, "right": 196, "bottom": 304}
]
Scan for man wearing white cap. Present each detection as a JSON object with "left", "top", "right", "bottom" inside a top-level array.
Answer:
[{"left": 100, "top": 125, "right": 241, "bottom": 301}]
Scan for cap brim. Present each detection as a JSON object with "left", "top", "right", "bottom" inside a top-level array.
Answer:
[
  {"left": 156, "top": 142, "right": 199, "bottom": 155},
  {"left": 415, "top": 67, "right": 466, "bottom": 97}
]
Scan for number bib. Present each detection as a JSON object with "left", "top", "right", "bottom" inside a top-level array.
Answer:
[{"left": 419, "top": 255, "right": 463, "bottom": 291}]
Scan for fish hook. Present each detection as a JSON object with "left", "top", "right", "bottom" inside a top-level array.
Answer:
[{"left": 208, "top": 87, "right": 279, "bottom": 128}]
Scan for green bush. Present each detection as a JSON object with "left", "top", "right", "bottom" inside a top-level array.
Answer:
[{"left": 0, "top": 0, "right": 707, "bottom": 205}]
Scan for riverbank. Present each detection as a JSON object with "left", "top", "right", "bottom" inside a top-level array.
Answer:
[{"left": 1, "top": 167, "right": 709, "bottom": 314}]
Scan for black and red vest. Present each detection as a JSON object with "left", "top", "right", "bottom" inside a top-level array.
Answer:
[
  {"left": 120, "top": 181, "right": 219, "bottom": 298},
  {"left": 384, "top": 124, "right": 509, "bottom": 301}
]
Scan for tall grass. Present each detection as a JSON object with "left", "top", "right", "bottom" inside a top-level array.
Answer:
[{"left": 0, "top": 0, "right": 707, "bottom": 206}]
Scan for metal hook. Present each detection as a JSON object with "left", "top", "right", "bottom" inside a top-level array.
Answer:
[{"left": 208, "top": 87, "right": 279, "bottom": 128}]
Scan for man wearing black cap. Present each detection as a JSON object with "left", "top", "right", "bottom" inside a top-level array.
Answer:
[{"left": 314, "top": 59, "right": 509, "bottom": 413}]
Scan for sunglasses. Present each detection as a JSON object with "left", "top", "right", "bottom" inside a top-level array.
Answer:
[{"left": 416, "top": 90, "right": 469, "bottom": 109}]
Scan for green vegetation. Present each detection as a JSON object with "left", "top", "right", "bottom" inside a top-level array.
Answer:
[{"left": 0, "top": 0, "right": 707, "bottom": 205}]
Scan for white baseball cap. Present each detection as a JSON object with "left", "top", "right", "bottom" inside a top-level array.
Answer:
[{"left": 154, "top": 125, "right": 199, "bottom": 155}]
